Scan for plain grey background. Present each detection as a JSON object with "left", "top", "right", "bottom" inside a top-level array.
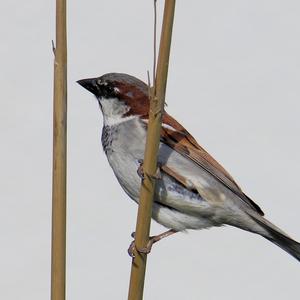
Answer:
[{"left": 1, "top": 1, "right": 300, "bottom": 299}]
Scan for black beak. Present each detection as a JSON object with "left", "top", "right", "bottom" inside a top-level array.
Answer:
[{"left": 77, "top": 78, "right": 99, "bottom": 95}]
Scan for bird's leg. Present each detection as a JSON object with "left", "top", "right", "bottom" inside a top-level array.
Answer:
[
  {"left": 141, "top": 229, "right": 177, "bottom": 253},
  {"left": 128, "top": 229, "right": 177, "bottom": 257}
]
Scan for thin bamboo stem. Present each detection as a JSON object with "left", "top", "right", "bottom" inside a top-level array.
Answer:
[
  {"left": 127, "top": 1, "right": 176, "bottom": 299},
  {"left": 51, "top": 0, "right": 67, "bottom": 299}
]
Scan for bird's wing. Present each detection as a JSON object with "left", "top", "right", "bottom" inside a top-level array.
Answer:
[{"left": 156, "top": 113, "right": 264, "bottom": 216}]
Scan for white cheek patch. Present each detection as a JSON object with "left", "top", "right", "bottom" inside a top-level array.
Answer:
[{"left": 99, "top": 97, "right": 136, "bottom": 126}]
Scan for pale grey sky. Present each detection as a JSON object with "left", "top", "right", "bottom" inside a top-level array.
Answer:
[{"left": 1, "top": 1, "right": 300, "bottom": 299}]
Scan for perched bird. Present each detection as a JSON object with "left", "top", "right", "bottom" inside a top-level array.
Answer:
[{"left": 78, "top": 73, "right": 300, "bottom": 261}]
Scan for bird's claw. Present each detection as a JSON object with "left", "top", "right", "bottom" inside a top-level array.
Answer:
[
  {"left": 127, "top": 232, "right": 155, "bottom": 258},
  {"left": 137, "top": 160, "right": 145, "bottom": 180},
  {"left": 128, "top": 240, "right": 136, "bottom": 258},
  {"left": 137, "top": 159, "right": 161, "bottom": 180}
]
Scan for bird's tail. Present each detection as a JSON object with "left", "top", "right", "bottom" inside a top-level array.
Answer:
[{"left": 245, "top": 211, "right": 300, "bottom": 262}]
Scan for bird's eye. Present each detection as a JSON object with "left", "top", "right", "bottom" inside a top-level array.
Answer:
[
  {"left": 97, "top": 79, "right": 108, "bottom": 86},
  {"left": 96, "top": 79, "right": 118, "bottom": 98}
]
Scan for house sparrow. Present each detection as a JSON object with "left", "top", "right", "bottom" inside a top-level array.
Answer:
[{"left": 78, "top": 73, "right": 300, "bottom": 261}]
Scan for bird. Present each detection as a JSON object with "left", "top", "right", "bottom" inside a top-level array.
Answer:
[{"left": 77, "top": 72, "right": 300, "bottom": 261}]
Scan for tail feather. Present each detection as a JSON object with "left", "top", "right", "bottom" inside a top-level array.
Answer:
[{"left": 246, "top": 211, "right": 300, "bottom": 262}]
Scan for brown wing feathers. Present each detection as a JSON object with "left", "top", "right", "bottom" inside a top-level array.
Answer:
[{"left": 160, "top": 113, "right": 264, "bottom": 216}]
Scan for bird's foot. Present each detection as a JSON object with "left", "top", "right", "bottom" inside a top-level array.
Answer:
[
  {"left": 137, "top": 159, "right": 162, "bottom": 181},
  {"left": 127, "top": 229, "right": 177, "bottom": 258}
]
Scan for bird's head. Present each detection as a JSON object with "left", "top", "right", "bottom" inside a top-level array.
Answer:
[{"left": 77, "top": 73, "right": 150, "bottom": 124}]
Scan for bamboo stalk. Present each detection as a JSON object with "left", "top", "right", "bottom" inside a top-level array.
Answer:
[
  {"left": 127, "top": 1, "right": 176, "bottom": 299},
  {"left": 51, "top": 0, "right": 67, "bottom": 299}
]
